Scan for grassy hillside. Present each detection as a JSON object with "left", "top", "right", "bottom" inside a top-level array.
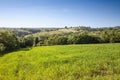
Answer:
[{"left": 0, "top": 43, "right": 120, "bottom": 80}]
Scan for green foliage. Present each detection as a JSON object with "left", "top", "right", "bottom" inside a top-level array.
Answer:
[
  {"left": 100, "top": 29, "right": 120, "bottom": 43},
  {"left": 0, "top": 43, "right": 120, "bottom": 80},
  {"left": 56, "top": 36, "right": 68, "bottom": 45},
  {"left": 24, "top": 35, "right": 34, "bottom": 47},
  {"left": 0, "top": 30, "right": 19, "bottom": 52},
  {"left": 18, "top": 37, "right": 26, "bottom": 48},
  {"left": 18, "top": 35, "right": 34, "bottom": 47},
  {"left": 46, "top": 35, "right": 68, "bottom": 45},
  {"left": 1, "top": 27, "right": 120, "bottom": 53},
  {"left": 0, "top": 43, "right": 6, "bottom": 52},
  {"left": 67, "top": 34, "right": 100, "bottom": 44},
  {"left": 33, "top": 37, "right": 39, "bottom": 46},
  {"left": 17, "top": 27, "right": 120, "bottom": 48}
]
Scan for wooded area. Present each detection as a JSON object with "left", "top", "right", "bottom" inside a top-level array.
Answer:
[{"left": 0, "top": 26, "right": 120, "bottom": 53}]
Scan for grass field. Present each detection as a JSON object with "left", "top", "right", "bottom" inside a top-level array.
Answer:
[{"left": 0, "top": 43, "right": 120, "bottom": 80}]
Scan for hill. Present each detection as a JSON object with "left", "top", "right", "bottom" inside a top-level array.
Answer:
[
  {"left": 0, "top": 26, "right": 120, "bottom": 53},
  {"left": 0, "top": 26, "right": 120, "bottom": 36},
  {"left": 0, "top": 43, "right": 120, "bottom": 80}
]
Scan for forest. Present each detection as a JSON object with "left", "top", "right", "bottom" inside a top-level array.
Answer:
[{"left": 0, "top": 26, "right": 120, "bottom": 53}]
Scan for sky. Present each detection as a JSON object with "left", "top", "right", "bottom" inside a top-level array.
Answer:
[{"left": 0, "top": 0, "right": 120, "bottom": 28}]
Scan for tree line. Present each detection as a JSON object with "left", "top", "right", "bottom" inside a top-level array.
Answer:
[{"left": 0, "top": 27, "right": 120, "bottom": 54}]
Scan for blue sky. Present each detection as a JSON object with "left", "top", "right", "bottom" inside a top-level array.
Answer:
[{"left": 0, "top": 0, "right": 120, "bottom": 28}]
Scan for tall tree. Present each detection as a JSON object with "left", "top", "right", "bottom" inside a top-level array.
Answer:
[{"left": 0, "top": 30, "right": 19, "bottom": 51}]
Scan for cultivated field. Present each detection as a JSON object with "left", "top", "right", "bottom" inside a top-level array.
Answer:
[{"left": 0, "top": 43, "right": 120, "bottom": 80}]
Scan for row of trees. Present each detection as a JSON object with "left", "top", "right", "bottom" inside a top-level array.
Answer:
[
  {"left": 0, "top": 28, "right": 120, "bottom": 54},
  {"left": 17, "top": 28, "right": 120, "bottom": 47}
]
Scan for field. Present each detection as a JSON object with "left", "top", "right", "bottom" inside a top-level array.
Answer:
[{"left": 0, "top": 43, "right": 120, "bottom": 80}]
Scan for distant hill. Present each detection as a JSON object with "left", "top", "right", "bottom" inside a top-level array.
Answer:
[
  {"left": 0, "top": 26, "right": 120, "bottom": 36},
  {"left": 0, "top": 28, "right": 60, "bottom": 36},
  {"left": 0, "top": 26, "right": 120, "bottom": 53}
]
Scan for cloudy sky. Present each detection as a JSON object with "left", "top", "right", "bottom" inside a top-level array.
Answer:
[{"left": 0, "top": 0, "right": 120, "bottom": 28}]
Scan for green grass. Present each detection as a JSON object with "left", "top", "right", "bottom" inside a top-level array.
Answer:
[{"left": 0, "top": 43, "right": 120, "bottom": 80}]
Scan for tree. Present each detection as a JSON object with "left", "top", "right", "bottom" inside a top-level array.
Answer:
[
  {"left": 109, "top": 29, "right": 120, "bottom": 43},
  {"left": 0, "top": 43, "right": 6, "bottom": 52},
  {"left": 55, "top": 36, "right": 68, "bottom": 45},
  {"left": 18, "top": 37, "right": 26, "bottom": 48},
  {"left": 0, "top": 30, "right": 19, "bottom": 51},
  {"left": 24, "top": 35, "right": 34, "bottom": 47},
  {"left": 33, "top": 37, "right": 39, "bottom": 46}
]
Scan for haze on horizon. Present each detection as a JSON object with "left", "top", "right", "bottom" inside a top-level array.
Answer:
[{"left": 0, "top": 0, "right": 120, "bottom": 28}]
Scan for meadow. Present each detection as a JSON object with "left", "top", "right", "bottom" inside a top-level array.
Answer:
[{"left": 0, "top": 43, "right": 120, "bottom": 80}]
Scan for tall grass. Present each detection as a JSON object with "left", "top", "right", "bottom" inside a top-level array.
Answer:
[{"left": 0, "top": 43, "right": 120, "bottom": 80}]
